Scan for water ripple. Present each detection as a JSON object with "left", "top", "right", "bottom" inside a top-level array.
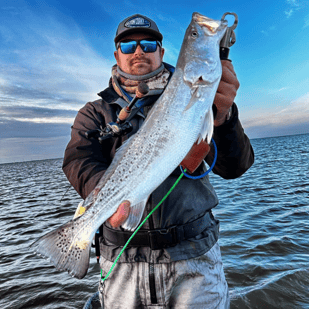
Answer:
[{"left": 1, "top": 134, "right": 309, "bottom": 308}]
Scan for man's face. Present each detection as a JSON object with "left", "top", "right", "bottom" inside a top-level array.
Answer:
[{"left": 114, "top": 33, "right": 165, "bottom": 75}]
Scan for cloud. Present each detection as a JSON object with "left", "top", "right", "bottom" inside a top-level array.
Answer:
[
  {"left": 0, "top": 104, "right": 76, "bottom": 119},
  {"left": 268, "top": 87, "right": 290, "bottom": 94},
  {"left": 284, "top": 0, "right": 301, "bottom": 18},
  {"left": 0, "top": 136, "right": 70, "bottom": 164},
  {"left": 0, "top": 83, "right": 83, "bottom": 112},
  {"left": 286, "top": 0, "right": 299, "bottom": 6},
  {"left": 2, "top": 116, "right": 74, "bottom": 124},
  {"left": 0, "top": 104, "right": 77, "bottom": 139},
  {"left": 0, "top": 2, "right": 115, "bottom": 162},
  {"left": 285, "top": 9, "right": 294, "bottom": 18},
  {"left": 243, "top": 93, "right": 309, "bottom": 134},
  {"left": 0, "top": 118, "right": 72, "bottom": 139},
  {"left": 0, "top": 3, "right": 113, "bottom": 110}
]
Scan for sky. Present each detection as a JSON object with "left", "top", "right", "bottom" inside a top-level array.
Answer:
[{"left": 1, "top": 0, "right": 309, "bottom": 164}]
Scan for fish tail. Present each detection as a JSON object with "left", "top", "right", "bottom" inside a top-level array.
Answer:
[{"left": 30, "top": 219, "right": 91, "bottom": 279}]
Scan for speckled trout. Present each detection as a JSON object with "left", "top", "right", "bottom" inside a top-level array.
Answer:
[{"left": 31, "top": 13, "right": 227, "bottom": 279}]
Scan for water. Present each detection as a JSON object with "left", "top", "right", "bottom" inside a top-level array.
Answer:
[{"left": 1, "top": 133, "right": 308, "bottom": 308}]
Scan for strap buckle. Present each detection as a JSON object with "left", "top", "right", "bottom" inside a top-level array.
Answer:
[{"left": 148, "top": 226, "right": 178, "bottom": 250}]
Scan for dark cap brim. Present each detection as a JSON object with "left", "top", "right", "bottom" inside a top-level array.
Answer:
[{"left": 114, "top": 28, "right": 163, "bottom": 43}]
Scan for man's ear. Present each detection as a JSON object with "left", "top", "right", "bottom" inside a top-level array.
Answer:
[
  {"left": 160, "top": 48, "right": 165, "bottom": 60},
  {"left": 114, "top": 51, "right": 119, "bottom": 65}
]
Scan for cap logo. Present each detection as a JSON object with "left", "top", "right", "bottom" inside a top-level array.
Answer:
[{"left": 125, "top": 17, "right": 150, "bottom": 28}]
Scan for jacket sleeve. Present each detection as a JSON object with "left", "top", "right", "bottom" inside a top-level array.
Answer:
[
  {"left": 205, "top": 103, "right": 254, "bottom": 179},
  {"left": 62, "top": 101, "right": 113, "bottom": 199}
]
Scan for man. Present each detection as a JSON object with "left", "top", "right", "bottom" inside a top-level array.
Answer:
[{"left": 63, "top": 14, "right": 254, "bottom": 308}]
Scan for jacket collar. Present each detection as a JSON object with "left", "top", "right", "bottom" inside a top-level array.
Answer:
[
  {"left": 98, "top": 85, "right": 146, "bottom": 119},
  {"left": 97, "top": 62, "right": 175, "bottom": 119}
]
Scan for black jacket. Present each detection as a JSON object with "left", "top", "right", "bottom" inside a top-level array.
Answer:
[{"left": 62, "top": 71, "right": 254, "bottom": 263}]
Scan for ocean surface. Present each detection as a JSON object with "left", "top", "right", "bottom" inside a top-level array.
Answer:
[{"left": 1, "top": 133, "right": 308, "bottom": 309}]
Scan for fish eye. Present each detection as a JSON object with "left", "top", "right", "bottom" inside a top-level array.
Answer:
[{"left": 191, "top": 31, "right": 198, "bottom": 38}]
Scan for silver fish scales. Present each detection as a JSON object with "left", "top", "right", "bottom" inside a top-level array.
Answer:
[{"left": 31, "top": 12, "right": 228, "bottom": 279}]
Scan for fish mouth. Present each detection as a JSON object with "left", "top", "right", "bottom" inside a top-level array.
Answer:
[
  {"left": 193, "top": 12, "right": 221, "bottom": 33},
  {"left": 193, "top": 76, "right": 210, "bottom": 87},
  {"left": 184, "top": 76, "right": 210, "bottom": 89}
]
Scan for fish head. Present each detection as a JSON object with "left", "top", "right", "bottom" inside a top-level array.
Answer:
[{"left": 177, "top": 12, "right": 228, "bottom": 88}]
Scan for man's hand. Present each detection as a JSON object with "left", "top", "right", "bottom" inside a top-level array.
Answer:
[
  {"left": 213, "top": 60, "right": 240, "bottom": 127},
  {"left": 180, "top": 140, "right": 210, "bottom": 174},
  {"left": 107, "top": 200, "right": 130, "bottom": 228}
]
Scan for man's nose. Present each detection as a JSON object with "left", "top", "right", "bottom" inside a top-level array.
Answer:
[{"left": 134, "top": 44, "right": 145, "bottom": 55}]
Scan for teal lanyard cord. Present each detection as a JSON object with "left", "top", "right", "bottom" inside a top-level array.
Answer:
[{"left": 100, "top": 169, "right": 186, "bottom": 282}]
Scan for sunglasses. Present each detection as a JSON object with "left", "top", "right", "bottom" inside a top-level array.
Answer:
[{"left": 116, "top": 39, "right": 162, "bottom": 54}]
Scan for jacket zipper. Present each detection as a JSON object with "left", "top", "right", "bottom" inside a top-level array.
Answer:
[{"left": 149, "top": 263, "right": 157, "bottom": 304}]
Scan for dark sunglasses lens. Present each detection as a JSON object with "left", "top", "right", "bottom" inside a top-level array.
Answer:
[
  {"left": 140, "top": 40, "right": 158, "bottom": 53},
  {"left": 120, "top": 41, "right": 137, "bottom": 54},
  {"left": 119, "top": 40, "right": 158, "bottom": 54}
]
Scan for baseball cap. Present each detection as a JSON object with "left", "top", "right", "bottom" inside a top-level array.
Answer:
[{"left": 114, "top": 14, "right": 163, "bottom": 44}]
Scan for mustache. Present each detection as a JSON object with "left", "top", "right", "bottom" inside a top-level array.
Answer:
[{"left": 130, "top": 57, "right": 150, "bottom": 65}]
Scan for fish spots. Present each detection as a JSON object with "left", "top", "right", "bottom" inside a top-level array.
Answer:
[
  {"left": 57, "top": 230, "right": 69, "bottom": 252},
  {"left": 73, "top": 248, "right": 82, "bottom": 260}
]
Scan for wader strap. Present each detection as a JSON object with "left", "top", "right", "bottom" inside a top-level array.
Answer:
[
  {"left": 92, "top": 225, "right": 103, "bottom": 262},
  {"left": 103, "top": 211, "right": 215, "bottom": 250}
]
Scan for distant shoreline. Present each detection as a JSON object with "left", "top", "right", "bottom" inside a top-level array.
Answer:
[
  {"left": 1, "top": 132, "right": 308, "bottom": 165},
  {"left": 0, "top": 157, "right": 63, "bottom": 166}
]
